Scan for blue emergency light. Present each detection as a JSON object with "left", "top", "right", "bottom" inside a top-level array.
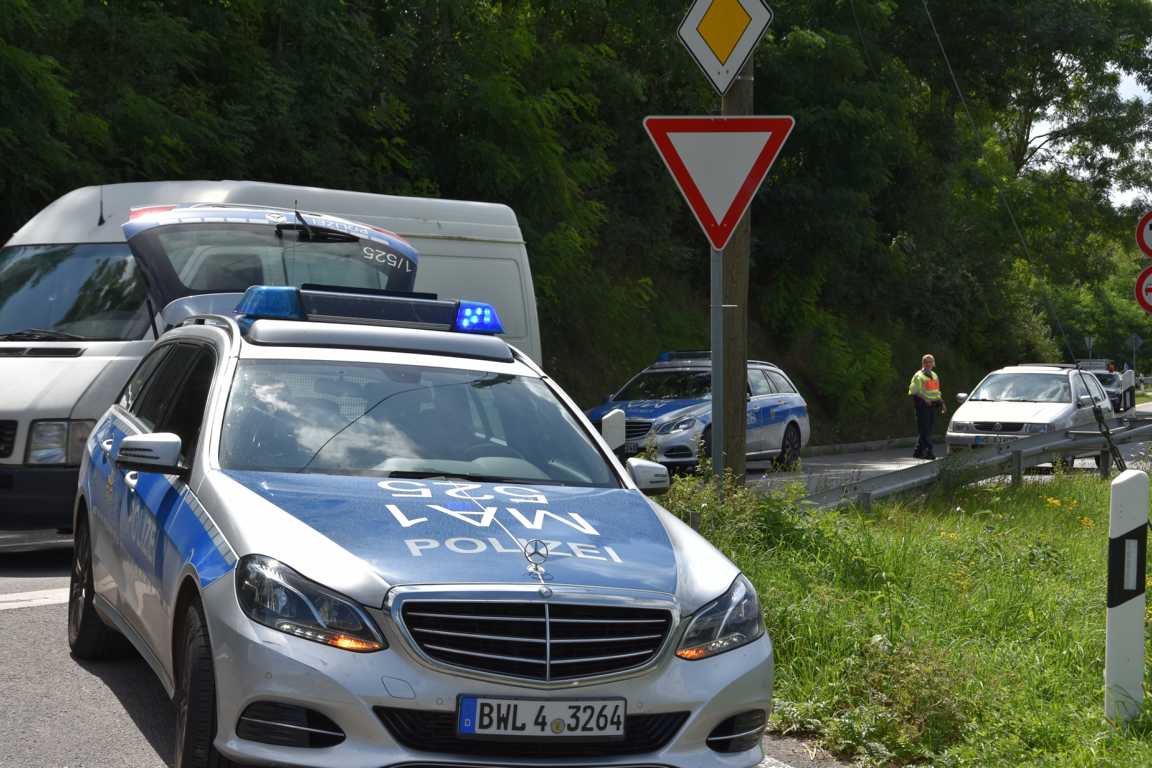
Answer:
[{"left": 233, "top": 285, "right": 504, "bottom": 335}]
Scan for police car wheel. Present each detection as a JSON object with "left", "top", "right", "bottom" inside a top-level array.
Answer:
[
  {"left": 174, "top": 602, "right": 238, "bottom": 768},
  {"left": 775, "top": 424, "right": 801, "bottom": 470},
  {"left": 701, "top": 426, "right": 712, "bottom": 460},
  {"left": 68, "top": 515, "right": 130, "bottom": 660}
]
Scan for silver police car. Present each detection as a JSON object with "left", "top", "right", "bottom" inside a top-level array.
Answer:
[{"left": 70, "top": 284, "right": 774, "bottom": 767}]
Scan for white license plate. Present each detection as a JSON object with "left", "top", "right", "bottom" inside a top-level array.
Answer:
[
  {"left": 974, "top": 435, "right": 1012, "bottom": 445},
  {"left": 624, "top": 440, "right": 640, "bottom": 454},
  {"left": 457, "top": 696, "right": 626, "bottom": 738}
]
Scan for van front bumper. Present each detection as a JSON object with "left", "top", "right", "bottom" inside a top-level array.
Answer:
[{"left": 0, "top": 465, "right": 77, "bottom": 530}]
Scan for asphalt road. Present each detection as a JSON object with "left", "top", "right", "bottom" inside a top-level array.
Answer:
[{"left": 0, "top": 546, "right": 842, "bottom": 768}]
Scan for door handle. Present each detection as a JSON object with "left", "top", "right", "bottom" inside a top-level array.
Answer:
[{"left": 123, "top": 471, "right": 139, "bottom": 493}]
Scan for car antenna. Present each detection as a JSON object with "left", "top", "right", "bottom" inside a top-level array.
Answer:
[{"left": 97, "top": 185, "right": 105, "bottom": 226}]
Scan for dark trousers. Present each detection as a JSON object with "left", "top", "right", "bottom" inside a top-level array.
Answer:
[{"left": 914, "top": 400, "right": 935, "bottom": 457}]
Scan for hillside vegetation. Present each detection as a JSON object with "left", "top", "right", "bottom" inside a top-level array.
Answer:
[{"left": 2, "top": 1, "right": 1152, "bottom": 440}]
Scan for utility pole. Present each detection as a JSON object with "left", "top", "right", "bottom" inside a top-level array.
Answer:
[{"left": 719, "top": 56, "right": 753, "bottom": 481}]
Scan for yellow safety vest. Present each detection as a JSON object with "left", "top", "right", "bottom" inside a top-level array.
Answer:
[{"left": 908, "top": 370, "right": 942, "bottom": 402}]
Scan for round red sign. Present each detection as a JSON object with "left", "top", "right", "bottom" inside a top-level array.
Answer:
[
  {"left": 1137, "top": 265, "right": 1152, "bottom": 314},
  {"left": 1138, "top": 211, "right": 1152, "bottom": 258}
]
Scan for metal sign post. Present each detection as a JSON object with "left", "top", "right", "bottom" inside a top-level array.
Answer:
[
  {"left": 1106, "top": 469, "right": 1148, "bottom": 723},
  {"left": 711, "top": 247, "right": 725, "bottom": 479}
]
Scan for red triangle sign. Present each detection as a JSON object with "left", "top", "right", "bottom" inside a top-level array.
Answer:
[{"left": 644, "top": 116, "right": 795, "bottom": 250}]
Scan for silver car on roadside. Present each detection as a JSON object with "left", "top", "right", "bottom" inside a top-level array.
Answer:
[{"left": 946, "top": 364, "right": 1114, "bottom": 453}]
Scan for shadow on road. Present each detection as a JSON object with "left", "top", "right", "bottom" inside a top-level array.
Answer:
[
  {"left": 75, "top": 653, "right": 176, "bottom": 767},
  {"left": 0, "top": 546, "right": 71, "bottom": 578}
]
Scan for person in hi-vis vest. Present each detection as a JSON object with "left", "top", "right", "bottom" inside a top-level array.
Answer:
[{"left": 908, "top": 354, "right": 945, "bottom": 460}]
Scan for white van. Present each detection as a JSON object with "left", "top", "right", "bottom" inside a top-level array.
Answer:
[{"left": 0, "top": 181, "right": 540, "bottom": 531}]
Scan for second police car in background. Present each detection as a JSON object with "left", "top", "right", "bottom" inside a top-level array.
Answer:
[
  {"left": 946, "top": 364, "right": 1115, "bottom": 455},
  {"left": 71, "top": 279, "right": 775, "bottom": 767},
  {"left": 586, "top": 351, "right": 810, "bottom": 470}
]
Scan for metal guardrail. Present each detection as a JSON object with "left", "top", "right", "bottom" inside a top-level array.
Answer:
[{"left": 805, "top": 418, "right": 1152, "bottom": 510}]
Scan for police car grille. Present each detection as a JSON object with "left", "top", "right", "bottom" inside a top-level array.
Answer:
[
  {"left": 974, "top": 422, "right": 1024, "bottom": 433},
  {"left": 401, "top": 601, "right": 672, "bottom": 681},
  {"left": 625, "top": 421, "right": 652, "bottom": 440},
  {"left": 0, "top": 421, "right": 15, "bottom": 459},
  {"left": 374, "top": 706, "right": 688, "bottom": 757}
]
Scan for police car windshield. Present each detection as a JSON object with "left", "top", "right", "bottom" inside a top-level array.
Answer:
[
  {"left": 220, "top": 360, "right": 619, "bottom": 487},
  {"left": 0, "top": 244, "right": 150, "bottom": 341},
  {"left": 615, "top": 370, "right": 711, "bottom": 401},
  {"left": 968, "top": 372, "right": 1072, "bottom": 403}
]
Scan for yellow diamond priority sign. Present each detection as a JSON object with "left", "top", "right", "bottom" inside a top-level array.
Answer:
[{"left": 679, "top": 0, "right": 773, "bottom": 95}]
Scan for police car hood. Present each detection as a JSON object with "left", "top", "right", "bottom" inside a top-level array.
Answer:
[
  {"left": 586, "top": 398, "right": 705, "bottom": 423},
  {"left": 220, "top": 471, "right": 683, "bottom": 596},
  {"left": 953, "top": 399, "right": 1073, "bottom": 424}
]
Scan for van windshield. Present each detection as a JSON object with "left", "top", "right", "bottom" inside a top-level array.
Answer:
[{"left": 0, "top": 244, "right": 149, "bottom": 341}]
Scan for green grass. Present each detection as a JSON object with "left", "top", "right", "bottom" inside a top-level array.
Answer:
[
  {"left": 1136, "top": 390, "right": 1152, "bottom": 405},
  {"left": 662, "top": 471, "right": 1152, "bottom": 767}
]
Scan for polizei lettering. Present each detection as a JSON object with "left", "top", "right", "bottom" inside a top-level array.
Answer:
[{"left": 404, "top": 537, "right": 625, "bottom": 563}]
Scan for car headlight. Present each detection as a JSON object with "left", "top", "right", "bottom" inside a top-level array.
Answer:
[
  {"left": 949, "top": 421, "right": 974, "bottom": 433},
  {"left": 656, "top": 417, "right": 698, "bottom": 435},
  {"left": 236, "top": 555, "right": 386, "bottom": 652},
  {"left": 26, "top": 419, "right": 96, "bottom": 465},
  {"left": 676, "top": 574, "right": 764, "bottom": 660},
  {"left": 1023, "top": 423, "right": 1053, "bottom": 433}
]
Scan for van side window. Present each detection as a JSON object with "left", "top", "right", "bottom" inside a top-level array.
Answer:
[
  {"left": 132, "top": 346, "right": 197, "bottom": 431},
  {"left": 156, "top": 349, "right": 216, "bottom": 465},
  {"left": 118, "top": 346, "right": 172, "bottom": 412}
]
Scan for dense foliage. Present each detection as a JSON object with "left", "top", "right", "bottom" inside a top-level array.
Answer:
[{"left": 2, "top": 0, "right": 1151, "bottom": 441}]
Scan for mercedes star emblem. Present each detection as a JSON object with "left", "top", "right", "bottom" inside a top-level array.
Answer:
[{"left": 524, "top": 539, "right": 550, "bottom": 566}]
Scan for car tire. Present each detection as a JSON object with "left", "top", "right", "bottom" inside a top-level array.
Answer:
[
  {"left": 775, "top": 423, "right": 802, "bottom": 470},
  {"left": 174, "top": 601, "right": 238, "bottom": 768},
  {"left": 68, "top": 514, "right": 130, "bottom": 660},
  {"left": 701, "top": 426, "right": 712, "bottom": 460}
]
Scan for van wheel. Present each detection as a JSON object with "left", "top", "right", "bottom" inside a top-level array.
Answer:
[
  {"left": 775, "top": 424, "right": 802, "bottom": 470},
  {"left": 174, "top": 601, "right": 238, "bottom": 768},
  {"left": 68, "top": 515, "right": 130, "bottom": 660}
]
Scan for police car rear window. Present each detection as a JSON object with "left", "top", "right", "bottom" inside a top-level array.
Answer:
[{"left": 219, "top": 360, "right": 619, "bottom": 487}]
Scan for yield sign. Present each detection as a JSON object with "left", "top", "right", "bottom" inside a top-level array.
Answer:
[
  {"left": 679, "top": 0, "right": 773, "bottom": 94},
  {"left": 644, "top": 115, "right": 794, "bottom": 250}
]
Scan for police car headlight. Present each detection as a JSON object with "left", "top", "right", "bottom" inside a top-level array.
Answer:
[
  {"left": 1023, "top": 423, "right": 1053, "bottom": 433},
  {"left": 675, "top": 574, "right": 764, "bottom": 660},
  {"left": 236, "top": 555, "right": 386, "bottom": 652},
  {"left": 950, "top": 422, "right": 974, "bottom": 433},
  {"left": 656, "top": 417, "right": 698, "bottom": 435}
]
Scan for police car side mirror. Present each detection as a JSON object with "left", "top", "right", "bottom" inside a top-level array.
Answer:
[
  {"left": 1078, "top": 395, "right": 1094, "bottom": 408},
  {"left": 115, "top": 433, "right": 186, "bottom": 478},
  {"left": 601, "top": 408, "right": 626, "bottom": 451},
  {"left": 627, "top": 458, "right": 670, "bottom": 496},
  {"left": 956, "top": 392, "right": 968, "bottom": 404}
]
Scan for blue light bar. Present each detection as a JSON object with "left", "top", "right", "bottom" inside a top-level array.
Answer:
[
  {"left": 235, "top": 286, "right": 304, "bottom": 321},
  {"left": 454, "top": 301, "right": 504, "bottom": 335}
]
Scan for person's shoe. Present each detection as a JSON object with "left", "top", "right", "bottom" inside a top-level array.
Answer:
[
  {"left": 912, "top": 450, "right": 923, "bottom": 459},
  {"left": 925, "top": 452, "right": 937, "bottom": 460}
]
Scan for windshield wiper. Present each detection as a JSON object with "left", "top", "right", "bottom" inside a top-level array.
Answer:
[
  {"left": 0, "top": 328, "right": 88, "bottom": 341},
  {"left": 384, "top": 471, "right": 554, "bottom": 484},
  {"left": 274, "top": 220, "right": 359, "bottom": 243}
]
